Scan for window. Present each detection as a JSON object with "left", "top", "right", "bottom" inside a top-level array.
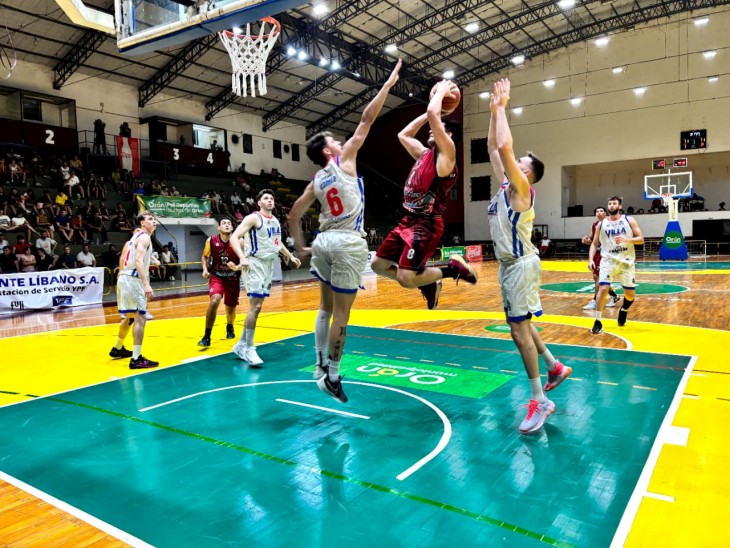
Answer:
[
  {"left": 471, "top": 137, "right": 489, "bottom": 164},
  {"left": 291, "top": 143, "right": 300, "bottom": 162},
  {"left": 470, "top": 175, "right": 491, "bottom": 202},
  {"left": 22, "top": 98, "right": 42, "bottom": 122},
  {"left": 243, "top": 133, "right": 253, "bottom": 154},
  {"left": 273, "top": 139, "right": 282, "bottom": 159}
]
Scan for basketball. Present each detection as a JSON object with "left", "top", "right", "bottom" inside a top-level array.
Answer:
[{"left": 430, "top": 82, "right": 461, "bottom": 115}]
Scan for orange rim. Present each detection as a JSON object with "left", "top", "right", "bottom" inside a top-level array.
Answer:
[{"left": 222, "top": 17, "right": 281, "bottom": 39}]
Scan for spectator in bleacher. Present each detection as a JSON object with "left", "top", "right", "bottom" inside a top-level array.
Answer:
[
  {"left": 133, "top": 181, "right": 145, "bottom": 197},
  {"left": 18, "top": 247, "right": 36, "bottom": 272},
  {"left": 10, "top": 212, "right": 39, "bottom": 241},
  {"left": 98, "top": 201, "right": 110, "bottom": 222},
  {"left": 5, "top": 187, "right": 19, "bottom": 215},
  {"left": 29, "top": 152, "right": 45, "bottom": 186},
  {"left": 149, "top": 250, "right": 164, "bottom": 281},
  {"left": 111, "top": 168, "right": 121, "bottom": 191},
  {"left": 78, "top": 200, "right": 97, "bottom": 222},
  {"left": 54, "top": 189, "right": 70, "bottom": 214},
  {"left": 58, "top": 246, "right": 77, "bottom": 269},
  {"left": 160, "top": 245, "right": 176, "bottom": 281},
  {"left": 64, "top": 170, "right": 84, "bottom": 200},
  {"left": 8, "top": 158, "right": 25, "bottom": 186},
  {"left": 0, "top": 210, "right": 10, "bottom": 233},
  {"left": 39, "top": 190, "right": 53, "bottom": 207},
  {"left": 540, "top": 237, "right": 553, "bottom": 257},
  {"left": 0, "top": 232, "right": 8, "bottom": 251},
  {"left": 69, "top": 155, "right": 83, "bottom": 173},
  {"left": 12, "top": 235, "right": 30, "bottom": 255},
  {"left": 232, "top": 206, "right": 244, "bottom": 223},
  {"left": 60, "top": 161, "right": 71, "bottom": 183},
  {"left": 54, "top": 206, "right": 75, "bottom": 243},
  {"left": 35, "top": 230, "right": 57, "bottom": 257},
  {"left": 33, "top": 205, "right": 55, "bottom": 238},
  {"left": 88, "top": 172, "right": 106, "bottom": 200},
  {"left": 71, "top": 212, "right": 88, "bottom": 243},
  {"left": 0, "top": 159, "right": 8, "bottom": 185},
  {"left": 169, "top": 185, "right": 180, "bottom": 197},
  {"left": 36, "top": 248, "right": 57, "bottom": 271},
  {"left": 112, "top": 211, "right": 133, "bottom": 233},
  {"left": 77, "top": 243, "right": 96, "bottom": 267},
  {"left": 100, "top": 244, "right": 119, "bottom": 273},
  {"left": 87, "top": 211, "right": 108, "bottom": 244},
  {"left": 0, "top": 246, "right": 17, "bottom": 273},
  {"left": 230, "top": 191, "right": 242, "bottom": 208}
]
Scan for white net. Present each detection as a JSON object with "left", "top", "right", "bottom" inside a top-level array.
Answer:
[{"left": 219, "top": 17, "right": 280, "bottom": 98}]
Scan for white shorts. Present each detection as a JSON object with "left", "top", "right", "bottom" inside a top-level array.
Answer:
[
  {"left": 498, "top": 253, "right": 543, "bottom": 322},
  {"left": 598, "top": 256, "right": 636, "bottom": 288},
  {"left": 117, "top": 275, "right": 147, "bottom": 315},
  {"left": 311, "top": 231, "right": 368, "bottom": 293},
  {"left": 244, "top": 256, "right": 275, "bottom": 298}
]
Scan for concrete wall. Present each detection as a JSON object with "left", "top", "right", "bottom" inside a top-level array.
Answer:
[{"left": 463, "top": 7, "right": 730, "bottom": 241}]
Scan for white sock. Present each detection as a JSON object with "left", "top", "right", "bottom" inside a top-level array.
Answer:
[
  {"left": 595, "top": 311, "right": 603, "bottom": 321},
  {"left": 314, "top": 310, "right": 331, "bottom": 365},
  {"left": 114, "top": 338, "right": 125, "bottom": 350},
  {"left": 246, "top": 328, "right": 255, "bottom": 348},
  {"left": 540, "top": 349, "right": 557, "bottom": 372},
  {"left": 328, "top": 358, "right": 340, "bottom": 381},
  {"left": 529, "top": 377, "right": 545, "bottom": 402},
  {"left": 133, "top": 345, "right": 142, "bottom": 359}
]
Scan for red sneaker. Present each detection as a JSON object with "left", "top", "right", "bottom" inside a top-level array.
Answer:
[
  {"left": 544, "top": 361, "right": 572, "bottom": 391},
  {"left": 419, "top": 280, "right": 442, "bottom": 310},
  {"left": 448, "top": 255, "right": 478, "bottom": 284}
]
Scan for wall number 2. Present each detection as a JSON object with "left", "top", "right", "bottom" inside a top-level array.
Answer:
[{"left": 45, "top": 129, "right": 55, "bottom": 145}]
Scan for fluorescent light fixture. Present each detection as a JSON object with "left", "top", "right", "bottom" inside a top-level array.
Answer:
[
  {"left": 312, "top": 3, "right": 329, "bottom": 15},
  {"left": 512, "top": 107, "right": 523, "bottom": 115},
  {"left": 543, "top": 79, "right": 556, "bottom": 88},
  {"left": 612, "top": 66, "right": 624, "bottom": 74},
  {"left": 703, "top": 50, "right": 717, "bottom": 59},
  {"left": 385, "top": 44, "right": 398, "bottom": 53},
  {"left": 708, "top": 75, "right": 719, "bottom": 83},
  {"left": 297, "top": 50, "right": 308, "bottom": 61},
  {"left": 465, "top": 22, "right": 479, "bottom": 33},
  {"left": 634, "top": 87, "right": 646, "bottom": 95},
  {"left": 232, "top": 26, "right": 242, "bottom": 35},
  {"left": 557, "top": 0, "right": 575, "bottom": 8},
  {"left": 511, "top": 54, "right": 525, "bottom": 65},
  {"left": 331, "top": 60, "right": 340, "bottom": 70},
  {"left": 319, "top": 57, "right": 328, "bottom": 67},
  {"left": 694, "top": 17, "right": 709, "bottom": 26},
  {"left": 443, "top": 70, "right": 455, "bottom": 79},
  {"left": 479, "top": 92, "right": 490, "bottom": 99},
  {"left": 570, "top": 97, "right": 582, "bottom": 105},
  {"left": 595, "top": 37, "right": 609, "bottom": 47},
  {"left": 353, "top": 71, "right": 360, "bottom": 78},
  {"left": 286, "top": 46, "right": 297, "bottom": 56}
]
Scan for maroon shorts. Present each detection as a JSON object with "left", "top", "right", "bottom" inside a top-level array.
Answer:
[
  {"left": 376, "top": 214, "right": 444, "bottom": 271},
  {"left": 209, "top": 274, "right": 240, "bottom": 308},
  {"left": 591, "top": 250, "right": 602, "bottom": 276}
]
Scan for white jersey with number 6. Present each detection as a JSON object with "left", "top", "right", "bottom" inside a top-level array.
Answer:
[{"left": 312, "top": 157, "right": 365, "bottom": 237}]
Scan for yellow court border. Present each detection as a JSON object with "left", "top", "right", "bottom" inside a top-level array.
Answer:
[{"left": 1, "top": 308, "right": 728, "bottom": 547}]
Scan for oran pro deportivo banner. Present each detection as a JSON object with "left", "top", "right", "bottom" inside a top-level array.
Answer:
[
  {"left": 116, "top": 135, "right": 141, "bottom": 176},
  {"left": 0, "top": 267, "right": 104, "bottom": 315},
  {"left": 137, "top": 196, "right": 212, "bottom": 218}
]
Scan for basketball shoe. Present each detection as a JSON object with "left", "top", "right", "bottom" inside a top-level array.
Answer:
[
  {"left": 198, "top": 336, "right": 211, "bottom": 347},
  {"left": 582, "top": 300, "right": 596, "bottom": 310},
  {"left": 109, "top": 346, "right": 133, "bottom": 359},
  {"left": 592, "top": 319, "right": 603, "bottom": 334},
  {"left": 448, "top": 255, "right": 478, "bottom": 284},
  {"left": 129, "top": 356, "right": 159, "bottom": 369},
  {"left": 419, "top": 280, "right": 442, "bottom": 310},
  {"left": 606, "top": 294, "right": 620, "bottom": 307},
  {"left": 317, "top": 374, "right": 348, "bottom": 403},
  {"left": 314, "top": 363, "right": 328, "bottom": 380},
  {"left": 519, "top": 398, "right": 555, "bottom": 434},
  {"left": 543, "top": 361, "right": 572, "bottom": 392},
  {"left": 244, "top": 347, "right": 264, "bottom": 367},
  {"left": 226, "top": 325, "right": 235, "bottom": 339},
  {"left": 618, "top": 309, "right": 628, "bottom": 327},
  {"left": 232, "top": 341, "right": 247, "bottom": 359}
]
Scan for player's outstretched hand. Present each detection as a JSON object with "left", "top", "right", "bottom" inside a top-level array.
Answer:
[
  {"left": 385, "top": 59, "right": 402, "bottom": 88},
  {"left": 291, "top": 256, "right": 302, "bottom": 268}
]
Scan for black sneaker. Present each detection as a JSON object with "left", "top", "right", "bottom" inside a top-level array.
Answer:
[
  {"left": 129, "top": 356, "right": 159, "bottom": 369},
  {"left": 618, "top": 309, "right": 628, "bottom": 327},
  {"left": 419, "top": 280, "right": 442, "bottom": 310},
  {"left": 317, "top": 374, "right": 348, "bottom": 403},
  {"left": 226, "top": 327, "right": 235, "bottom": 339},
  {"left": 591, "top": 320, "right": 603, "bottom": 335},
  {"left": 198, "top": 336, "right": 211, "bottom": 347},
  {"left": 109, "top": 346, "right": 133, "bottom": 359}
]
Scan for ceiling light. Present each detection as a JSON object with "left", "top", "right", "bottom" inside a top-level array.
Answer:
[
  {"left": 232, "top": 26, "right": 242, "bottom": 35},
  {"left": 708, "top": 75, "right": 719, "bottom": 83},
  {"left": 464, "top": 22, "right": 479, "bottom": 33},
  {"left": 557, "top": 0, "right": 575, "bottom": 8},
  {"left": 694, "top": 17, "right": 709, "bottom": 26},
  {"left": 511, "top": 54, "right": 525, "bottom": 65},
  {"left": 512, "top": 107, "right": 523, "bottom": 115},
  {"left": 353, "top": 71, "right": 360, "bottom": 78},
  {"left": 634, "top": 87, "right": 646, "bottom": 95},
  {"left": 286, "top": 46, "right": 297, "bottom": 56},
  {"left": 543, "top": 79, "right": 556, "bottom": 88},
  {"left": 570, "top": 97, "right": 582, "bottom": 105},
  {"left": 385, "top": 44, "right": 398, "bottom": 54},
  {"left": 595, "top": 37, "right": 609, "bottom": 47},
  {"left": 331, "top": 60, "right": 340, "bottom": 70},
  {"left": 443, "top": 70, "right": 455, "bottom": 79},
  {"left": 297, "top": 50, "right": 308, "bottom": 61},
  {"left": 703, "top": 50, "right": 717, "bottom": 59},
  {"left": 312, "top": 3, "right": 329, "bottom": 15},
  {"left": 612, "top": 66, "right": 624, "bottom": 74},
  {"left": 479, "top": 92, "right": 490, "bottom": 99},
  {"left": 319, "top": 57, "right": 328, "bottom": 67}
]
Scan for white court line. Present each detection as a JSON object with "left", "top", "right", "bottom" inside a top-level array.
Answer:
[
  {"left": 139, "top": 379, "right": 452, "bottom": 481},
  {"left": 665, "top": 426, "right": 690, "bottom": 447},
  {"left": 644, "top": 491, "right": 675, "bottom": 503},
  {"left": 610, "top": 355, "right": 698, "bottom": 548},
  {"left": 0, "top": 471, "right": 154, "bottom": 548},
  {"left": 276, "top": 398, "right": 370, "bottom": 419}
]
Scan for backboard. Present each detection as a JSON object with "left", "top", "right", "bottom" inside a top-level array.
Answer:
[{"left": 643, "top": 171, "right": 693, "bottom": 200}]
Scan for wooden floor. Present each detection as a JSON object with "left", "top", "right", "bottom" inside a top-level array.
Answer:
[{"left": 1, "top": 258, "right": 728, "bottom": 546}]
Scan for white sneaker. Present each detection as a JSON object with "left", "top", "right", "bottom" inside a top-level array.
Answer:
[
  {"left": 582, "top": 300, "right": 596, "bottom": 310},
  {"left": 145, "top": 312, "right": 154, "bottom": 320},
  {"left": 606, "top": 294, "right": 620, "bottom": 307},
  {"left": 519, "top": 398, "right": 555, "bottom": 434},
  {"left": 232, "top": 341, "right": 247, "bottom": 359},
  {"left": 170, "top": 276, "right": 175, "bottom": 281},
  {"left": 245, "top": 347, "right": 264, "bottom": 366}
]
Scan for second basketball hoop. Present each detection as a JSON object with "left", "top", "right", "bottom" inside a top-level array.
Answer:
[{"left": 219, "top": 17, "right": 281, "bottom": 98}]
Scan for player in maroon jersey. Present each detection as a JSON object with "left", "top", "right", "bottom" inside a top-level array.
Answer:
[
  {"left": 581, "top": 206, "right": 619, "bottom": 310},
  {"left": 198, "top": 218, "right": 242, "bottom": 347},
  {"left": 371, "top": 80, "right": 477, "bottom": 310}
]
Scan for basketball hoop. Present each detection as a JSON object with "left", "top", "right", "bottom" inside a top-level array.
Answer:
[
  {"left": 662, "top": 193, "right": 680, "bottom": 221},
  {"left": 219, "top": 17, "right": 281, "bottom": 98}
]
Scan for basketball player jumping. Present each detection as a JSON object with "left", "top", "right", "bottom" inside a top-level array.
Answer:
[
  {"left": 589, "top": 196, "right": 644, "bottom": 334},
  {"left": 582, "top": 206, "right": 620, "bottom": 310},
  {"left": 371, "top": 80, "right": 477, "bottom": 310},
  {"left": 488, "top": 78, "right": 571, "bottom": 434},
  {"left": 230, "top": 189, "right": 301, "bottom": 366},
  {"left": 198, "top": 218, "right": 242, "bottom": 347},
  {"left": 288, "top": 59, "right": 402, "bottom": 403}
]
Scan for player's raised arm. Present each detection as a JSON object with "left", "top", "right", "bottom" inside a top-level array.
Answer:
[
  {"left": 488, "top": 90, "right": 506, "bottom": 182},
  {"left": 398, "top": 113, "right": 429, "bottom": 161},
  {"left": 427, "top": 81, "right": 457, "bottom": 176}
]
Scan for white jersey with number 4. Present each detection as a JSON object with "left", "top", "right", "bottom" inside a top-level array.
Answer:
[
  {"left": 599, "top": 215, "right": 636, "bottom": 265},
  {"left": 313, "top": 157, "right": 365, "bottom": 237},
  {"left": 120, "top": 231, "right": 151, "bottom": 277},
  {"left": 247, "top": 212, "right": 281, "bottom": 262}
]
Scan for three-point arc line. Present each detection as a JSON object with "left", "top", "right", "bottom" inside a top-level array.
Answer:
[{"left": 138, "top": 379, "right": 452, "bottom": 481}]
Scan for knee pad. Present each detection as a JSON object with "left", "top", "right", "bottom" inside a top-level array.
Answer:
[{"left": 622, "top": 296, "right": 635, "bottom": 310}]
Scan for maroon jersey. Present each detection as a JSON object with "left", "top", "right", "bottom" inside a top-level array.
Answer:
[
  {"left": 209, "top": 234, "right": 239, "bottom": 278},
  {"left": 402, "top": 147, "right": 458, "bottom": 216}
]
